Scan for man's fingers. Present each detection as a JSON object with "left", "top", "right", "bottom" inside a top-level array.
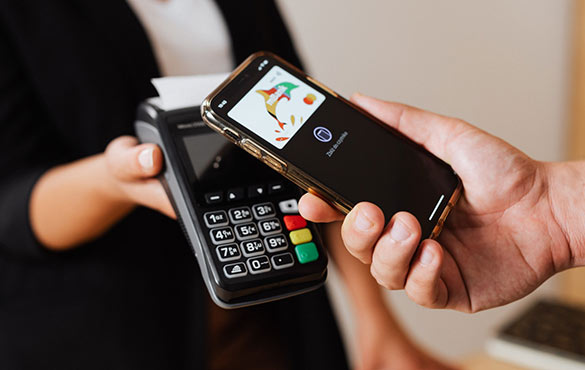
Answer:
[
  {"left": 350, "top": 93, "right": 471, "bottom": 163},
  {"left": 369, "top": 212, "right": 421, "bottom": 288},
  {"left": 340, "top": 202, "right": 385, "bottom": 263},
  {"left": 105, "top": 136, "right": 163, "bottom": 181},
  {"left": 298, "top": 193, "right": 345, "bottom": 223},
  {"left": 404, "top": 239, "right": 448, "bottom": 308}
]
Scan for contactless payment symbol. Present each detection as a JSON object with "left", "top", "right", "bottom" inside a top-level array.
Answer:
[{"left": 313, "top": 126, "right": 332, "bottom": 142}]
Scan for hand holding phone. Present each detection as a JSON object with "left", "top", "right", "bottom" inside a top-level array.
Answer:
[{"left": 298, "top": 93, "right": 566, "bottom": 314}]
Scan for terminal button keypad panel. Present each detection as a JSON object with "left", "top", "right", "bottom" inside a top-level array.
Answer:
[{"left": 203, "top": 194, "right": 320, "bottom": 280}]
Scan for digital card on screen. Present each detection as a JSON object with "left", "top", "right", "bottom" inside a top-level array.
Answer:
[{"left": 228, "top": 66, "right": 325, "bottom": 149}]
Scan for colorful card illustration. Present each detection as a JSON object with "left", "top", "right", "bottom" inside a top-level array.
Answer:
[{"left": 228, "top": 66, "right": 325, "bottom": 149}]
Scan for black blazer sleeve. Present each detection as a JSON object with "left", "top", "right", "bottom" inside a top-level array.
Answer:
[{"left": 0, "top": 24, "right": 66, "bottom": 259}]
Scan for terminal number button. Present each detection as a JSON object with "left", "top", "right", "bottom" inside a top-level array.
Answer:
[
  {"left": 247, "top": 256, "right": 271, "bottom": 274},
  {"left": 235, "top": 223, "right": 259, "bottom": 240},
  {"left": 252, "top": 203, "right": 275, "bottom": 219},
  {"left": 226, "top": 187, "right": 244, "bottom": 202},
  {"left": 204, "top": 210, "right": 228, "bottom": 227},
  {"left": 229, "top": 206, "right": 252, "bottom": 224},
  {"left": 264, "top": 234, "right": 288, "bottom": 253},
  {"left": 268, "top": 182, "right": 284, "bottom": 194},
  {"left": 216, "top": 244, "right": 241, "bottom": 262},
  {"left": 283, "top": 215, "right": 307, "bottom": 231},
  {"left": 259, "top": 218, "right": 282, "bottom": 236},
  {"left": 278, "top": 199, "right": 298, "bottom": 214},
  {"left": 210, "top": 226, "right": 235, "bottom": 244},
  {"left": 248, "top": 185, "right": 266, "bottom": 198},
  {"left": 290, "top": 228, "right": 312, "bottom": 245},
  {"left": 224, "top": 262, "right": 247, "bottom": 278},
  {"left": 295, "top": 242, "right": 319, "bottom": 264},
  {"left": 204, "top": 191, "right": 223, "bottom": 205},
  {"left": 240, "top": 239, "right": 265, "bottom": 257},
  {"left": 271, "top": 253, "right": 294, "bottom": 270}
]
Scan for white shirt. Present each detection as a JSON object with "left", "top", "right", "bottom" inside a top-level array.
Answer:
[{"left": 127, "top": 0, "right": 233, "bottom": 76}]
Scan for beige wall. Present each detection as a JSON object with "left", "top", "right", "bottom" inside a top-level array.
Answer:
[{"left": 277, "top": 0, "right": 573, "bottom": 361}]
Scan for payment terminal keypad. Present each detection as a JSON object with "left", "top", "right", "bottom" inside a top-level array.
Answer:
[
  {"left": 202, "top": 183, "right": 321, "bottom": 281},
  {"left": 135, "top": 102, "right": 328, "bottom": 307}
]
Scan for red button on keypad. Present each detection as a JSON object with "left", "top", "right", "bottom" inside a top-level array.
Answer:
[{"left": 283, "top": 215, "right": 307, "bottom": 231}]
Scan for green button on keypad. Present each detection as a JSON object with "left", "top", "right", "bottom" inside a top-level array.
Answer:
[{"left": 294, "top": 242, "right": 319, "bottom": 264}]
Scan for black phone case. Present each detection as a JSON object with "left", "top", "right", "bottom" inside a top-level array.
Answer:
[{"left": 134, "top": 100, "right": 327, "bottom": 308}]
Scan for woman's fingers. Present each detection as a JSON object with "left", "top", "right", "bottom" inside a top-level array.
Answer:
[
  {"left": 103, "top": 135, "right": 174, "bottom": 218},
  {"left": 369, "top": 212, "right": 421, "bottom": 288},
  {"left": 340, "top": 202, "right": 385, "bottom": 263},
  {"left": 404, "top": 239, "right": 448, "bottom": 308},
  {"left": 105, "top": 136, "right": 163, "bottom": 181},
  {"left": 124, "top": 179, "right": 176, "bottom": 219},
  {"left": 298, "top": 193, "right": 345, "bottom": 222}
]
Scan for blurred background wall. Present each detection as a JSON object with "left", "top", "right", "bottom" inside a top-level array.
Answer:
[{"left": 277, "top": 0, "right": 573, "bottom": 362}]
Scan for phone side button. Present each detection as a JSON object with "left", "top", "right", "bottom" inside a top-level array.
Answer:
[
  {"left": 240, "top": 139, "right": 262, "bottom": 159},
  {"left": 263, "top": 153, "right": 287, "bottom": 173},
  {"left": 223, "top": 127, "right": 240, "bottom": 142},
  {"left": 205, "top": 119, "right": 224, "bottom": 135}
]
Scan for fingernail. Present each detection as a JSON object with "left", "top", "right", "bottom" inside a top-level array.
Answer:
[
  {"left": 354, "top": 209, "right": 374, "bottom": 231},
  {"left": 419, "top": 248, "right": 434, "bottom": 266},
  {"left": 138, "top": 148, "right": 154, "bottom": 170},
  {"left": 390, "top": 219, "right": 411, "bottom": 242}
]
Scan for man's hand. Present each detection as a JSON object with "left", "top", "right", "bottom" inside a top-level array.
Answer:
[{"left": 299, "top": 93, "right": 574, "bottom": 312}]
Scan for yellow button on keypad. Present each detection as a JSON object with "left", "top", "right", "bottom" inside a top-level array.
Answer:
[{"left": 289, "top": 228, "right": 312, "bottom": 245}]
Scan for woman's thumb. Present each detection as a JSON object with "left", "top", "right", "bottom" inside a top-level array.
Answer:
[{"left": 105, "top": 136, "right": 163, "bottom": 181}]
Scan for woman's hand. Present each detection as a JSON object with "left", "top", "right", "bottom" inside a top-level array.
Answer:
[
  {"left": 31, "top": 135, "right": 175, "bottom": 250},
  {"left": 104, "top": 136, "right": 175, "bottom": 218},
  {"left": 299, "top": 93, "right": 580, "bottom": 313}
]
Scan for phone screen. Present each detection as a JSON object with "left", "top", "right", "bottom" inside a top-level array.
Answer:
[
  {"left": 210, "top": 55, "right": 460, "bottom": 237},
  {"left": 228, "top": 66, "right": 325, "bottom": 149}
]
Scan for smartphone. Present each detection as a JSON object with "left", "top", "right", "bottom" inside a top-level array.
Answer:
[
  {"left": 201, "top": 52, "right": 462, "bottom": 239},
  {"left": 134, "top": 100, "right": 328, "bottom": 309}
]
